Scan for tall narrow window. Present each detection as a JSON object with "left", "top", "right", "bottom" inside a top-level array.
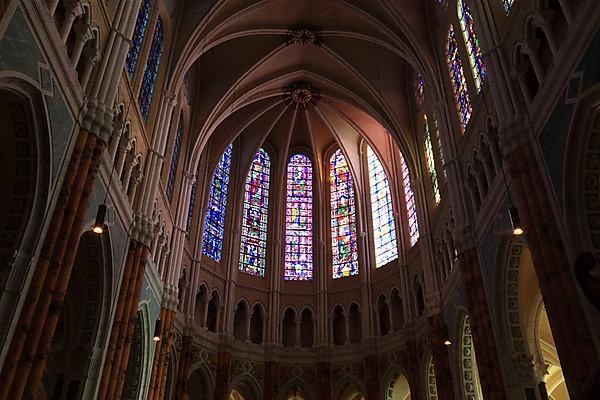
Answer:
[
  {"left": 138, "top": 18, "right": 163, "bottom": 121},
  {"left": 400, "top": 152, "right": 419, "bottom": 246},
  {"left": 284, "top": 154, "right": 313, "bottom": 280},
  {"left": 186, "top": 168, "right": 198, "bottom": 238},
  {"left": 367, "top": 146, "right": 398, "bottom": 267},
  {"left": 457, "top": 0, "right": 486, "bottom": 92},
  {"left": 202, "top": 144, "right": 233, "bottom": 261},
  {"left": 447, "top": 25, "right": 472, "bottom": 131},
  {"left": 424, "top": 115, "right": 441, "bottom": 205},
  {"left": 330, "top": 149, "right": 358, "bottom": 279},
  {"left": 166, "top": 112, "right": 184, "bottom": 202},
  {"left": 239, "top": 148, "right": 271, "bottom": 277},
  {"left": 126, "top": 0, "right": 153, "bottom": 77},
  {"left": 415, "top": 73, "right": 425, "bottom": 105},
  {"left": 503, "top": 0, "right": 514, "bottom": 14},
  {"left": 432, "top": 116, "right": 446, "bottom": 180}
]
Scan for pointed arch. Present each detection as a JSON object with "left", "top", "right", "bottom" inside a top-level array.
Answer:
[
  {"left": 457, "top": 0, "right": 486, "bottom": 92},
  {"left": 202, "top": 144, "right": 233, "bottom": 261},
  {"left": 447, "top": 24, "right": 473, "bottom": 132},
  {"left": 366, "top": 145, "right": 398, "bottom": 267},
  {"left": 284, "top": 154, "right": 313, "bottom": 281},
  {"left": 329, "top": 149, "right": 358, "bottom": 279},
  {"left": 239, "top": 148, "right": 271, "bottom": 277}
]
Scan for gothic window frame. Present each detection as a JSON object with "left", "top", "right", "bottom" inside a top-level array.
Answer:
[
  {"left": 166, "top": 112, "right": 184, "bottom": 203},
  {"left": 456, "top": 0, "right": 487, "bottom": 93},
  {"left": 446, "top": 24, "right": 473, "bottom": 132},
  {"left": 138, "top": 17, "right": 164, "bottom": 121},
  {"left": 126, "top": 0, "right": 153, "bottom": 78}
]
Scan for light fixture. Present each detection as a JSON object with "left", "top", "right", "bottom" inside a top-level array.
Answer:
[
  {"left": 509, "top": 206, "right": 524, "bottom": 236},
  {"left": 153, "top": 319, "right": 162, "bottom": 342},
  {"left": 93, "top": 204, "right": 107, "bottom": 234},
  {"left": 444, "top": 339, "right": 452, "bottom": 346}
]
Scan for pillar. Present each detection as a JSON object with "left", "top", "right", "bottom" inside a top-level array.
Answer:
[
  {"left": 316, "top": 362, "right": 331, "bottom": 400},
  {"left": 175, "top": 335, "right": 193, "bottom": 400},
  {"left": 500, "top": 115, "right": 599, "bottom": 399},
  {"left": 365, "top": 355, "right": 379, "bottom": 400},
  {"left": 428, "top": 314, "right": 455, "bottom": 400},
  {"left": 147, "top": 307, "right": 176, "bottom": 400},
  {"left": 457, "top": 247, "right": 506, "bottom": 399},
  {"left": 403, "top": 341, "right": 422, "bottom": 400},
  {"left": 214, "top": 352, "right": 231, "bottom": 400},
  {"left": 264, "top": 361, "right": 279, "bottom": 400},
  {"left": 0, "top": 128, "right": 107, "bottom": 400}
]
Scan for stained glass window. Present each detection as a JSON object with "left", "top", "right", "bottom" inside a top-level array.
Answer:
[
  {"left": 503, "top": 0, "right": 514, "bottom": 14},
  {"left": 186, "top": 172, "right": 197, "bottom": 238},
  {"left": 330, "top": 149, "right": 358, "bottom": 279},
  {"left": 432, "top": 116, "right": 446, "bottom": 179},
  {"left": 457, "top": 0, "right": 486, "bottom": 92},
  {"left": 284, "top": 154, "right": 313, "bottom": 280},
  {"left": 126, "top": 0, "right": 152, "bottom": 77},
  {"left": 202, "top": 144, "right": 233, "bottom": 261},
  {"left": 367, "top": 146, "right": 398, "bottom": 268},
  {"left": 400, "top": 152, "right": 419, "bottom": 246},
  {"left": 239, "top": 149, "right": 271, "bottom": 277},
  {"left": 138, "top": 18, "right": 163, "bottom": 121},
  {"left": 166, "top": 112, "right": 184, "bottom": 203},
  {"left": 424, "top": 115, "right": 441, "bottom": 205},
  {"left": 415, "top": 73, "right": 425, "bottom": 105},
  {"left": 447, "top": 25, "right": 472, "bottom": 132}
]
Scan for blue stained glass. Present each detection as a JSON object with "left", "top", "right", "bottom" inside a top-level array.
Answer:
[
  {"left": 458, "top": 0, "right": 487, "bottom": 92},
  {"left": 284, "top": 154, "right": 313, "bottom": 280},
  {"left": 239, "top": 149, "right": 271, "bottom": 277},
  {"left": 400, "top": 152, "right": 419, "bottom": 246},
  {"left": 424, "top": 115, "right": 441, "bottom": 205},
  {"left": 330, "top": 149, "right": 358, "bottom": 279},
  {"left": 167, "top": 113, "right": 184, "bottom": 203},
  {"left": 367, "top": 146, "right": 398, "bottom": 268},
  {"left": 202, "top": 144, "right": 233, "bottom": 261},
  {"left": 126, "top": 0, "right": 153, "bottom": 78},
  {"left": 138, "top": 18, "right": 163, "bottom": 121},
  {"left": 447, "top": 25, "right": 472, "bottom": 132}
]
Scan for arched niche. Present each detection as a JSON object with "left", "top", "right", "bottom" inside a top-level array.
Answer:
[
  {"left": 333, "top": 379, "right": 366, "bottom": 400},
  {"left": 424, "top": 355, "right": 438, "bottom": 400},
  {"left": 278, "top": 379, "right": 315, "bottom": 400},
  {"left": 385, "top": 372, "right": 412, "bottom": 400},
  {"left": 186, "top": 365, "right": 213, "bottom": 400},
  {"left": 123, "top": 310, "right": 146, "bottom": 400},
  {"left": 459, "top": 315, "right": 483, "bottom": 400},
  {"left": 229, "top": 375, "right": 261, "bottom": 400}
]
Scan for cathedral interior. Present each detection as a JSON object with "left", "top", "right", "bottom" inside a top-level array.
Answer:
[{"left": 0, "top": 0, "right": 599, "bottom": 399}]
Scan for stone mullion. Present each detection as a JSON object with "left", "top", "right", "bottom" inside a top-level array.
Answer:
[
  {"left": 0, "top": 128, "right": 88, "bottom": 399},
  {"left": 428, "top": 314, "right": 455, "bottom": 400},
  {"left": 24, "top": 137, "right": 108, "bottom": 397},
  {"left": 2, "top": 130, "right": 99, "bottom": 400},
  {"left": 458, "top": 248, "right": 505, "bottom": 399},
  {"left": 98, "top": 240, "right": 138, "bottom": 399},
  {"left": 505, "top": 142, "right": 598, "bottom": 398},
  {"left": 113, "top": 247, "right": 150, "bottom": 399}
]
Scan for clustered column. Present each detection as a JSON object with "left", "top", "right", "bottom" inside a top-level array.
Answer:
[
  {"left": 174, "top": 332, "right": 193, "bottom": 400},
  {"left": 147, "top": 307, "right": 177, "bottom": 400},
  {"left": 500, "top": 115, "right": 599, "bottom": 399}
]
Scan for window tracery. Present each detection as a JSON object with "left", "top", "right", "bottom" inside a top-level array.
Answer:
[
  {"left": 166, "top": 112, "right": 184, "bottom": 202},
  {"left": 424, "top": 115, "right": 441, "bottom": 205},
  {"left": 330, "top": 149, "right": 358, "bottom": 279},
  {"left": 284, "top": 154, "right": 313, "bottom": 280},
  {"left": 126, "top": 0, "right": 152, "bottom": 77},
  {"left": 367, "top": 146, "right": 398, "bottom": 267},
  {"left": 457, "top": 0, "right": 486, "bottom": 92},
  {"left": 400, "top": 152, "right": 419, "bottom": 246},
  {"left": 138, "top": 18, "right": 163, "bottom": 121},
  {"left": 239, "top": 148, "right": 271, "bottom": 277},
  {"left": 202, "top": 144, "right": 233, "bottom": 261},
  {"left": 447, "top": 25, "right": 473, "bottom": 131}
]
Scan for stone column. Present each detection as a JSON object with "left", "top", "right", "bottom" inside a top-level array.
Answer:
[
  {"left": 60, "top": 1, "right": 84, "bottom": 43},
  {"left": 316, "top": 362, "right": 331, "bottom": 400},
  {"left": 175, "top": 334, "right": 193, "bottom": 400},
  {"left": 456, "top": 245, "right": 506, "bottom": 399},
  {"left": 402, "top": 340, "right": 422, "bottom": 400},
  {"left": 500, "top": 115, "right": 599, "bottom": 399},
  {"left": 428, "top": 314, "right": 455, "bottom": 400},
  {"left": 214, "top": 352, "right": 231, "bottom": 400},
  {"left": 70, "top": 20, "right": 93, "bottom": 67},
  {"left": 364, "top": 355, "right": 379, "bottom": 400},
  {"left": 147, "top": 307, "right": 177, "bottom": 400},
  {"left": 264, "top": 361, "right": 279, "bottom": 400}
]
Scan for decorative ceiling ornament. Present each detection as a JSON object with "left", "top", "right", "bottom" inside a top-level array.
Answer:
[
  {"left": 286, "top": 27, "right": 321, "bottom": 46},
  {"left": 284, "top": 82, "right": 321, "bottom": 108}
]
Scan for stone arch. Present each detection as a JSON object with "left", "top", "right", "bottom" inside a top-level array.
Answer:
[
  {"left": 347, "top": 302, "right": 362, "bottom": 344},
  {"left": 249, "top": 302, "right": 265, "bottom": 345},
  {"left": 383, "top": 370, "right": 412, "bottom": 400},
  {"left": 458, "top": 314, "right": 483, "bottom": 400},
  {"left": 282, "top": 307, "right": 297, "bottom": 348},
  {"left": 278, "top": 378, "right": 315, "bottom": 400},
  {"left": 299, "top": 307, "right": 314, "bottom": 348},
  {"left": 423, "top": 354, "right": 438, "bottom": 400},
  {"left": 186, "top": 364, "right": 214, "bottom": 400},
  {"left": 377, "top": 294, "right": 391, "bottom": 336},
  {"left": 229, "top": 373, "right": 262, "bottom": 400},
  {"left": 332, "top": 375, "right": 366, "bottom": 400},
  {"left": 331, "top": 304, "right": 346, "bottom": 345},
  {"left": 122, "top": 309, "right": 147, "bottom": 400},
  {"left": 206, "top": 289, "right": 221, "bottom": 333}
]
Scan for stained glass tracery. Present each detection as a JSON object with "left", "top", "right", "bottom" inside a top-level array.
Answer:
[
  {"left": 126, "top": 0, "right": 153, "bottom": 77},
  {"left": 367, "top": 146, "right": 398, "bottom": 268},
  {"left": 457, "top": 0, "right": 486, "bottom": 92},
  {"left": 239, "top": 149, "right": 271, "bottom": 277},
  {"left": 166, "top": 112, "right": 184, "bottom": 202},
  {"left": 447, "top": 25, "right": 473, "bottom": 132},
  {"left": 284, "top": 154, "right": 313, "bottom": 280},
  {"left": 139, "top": 18, "right": 163, "bottom": 121},
  {"left": 400, "top": 152, "right": 419, "bottom": 246},
  {"left": 424, "top": 115, "right": 441, "bottom": 205},
  {"left": 202, "top": 144, "right": 233, "bottom": 261},
  {"left": 330, "top": 149, "right": 358, "bottom": 279}
]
